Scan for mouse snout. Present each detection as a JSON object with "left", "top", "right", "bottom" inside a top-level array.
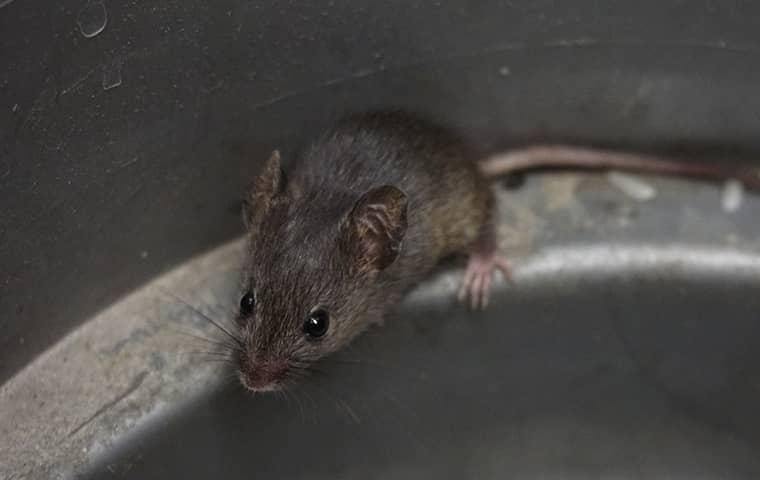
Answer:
[{"left": 238, "top": 356, "right": 289, "bottom": 392}]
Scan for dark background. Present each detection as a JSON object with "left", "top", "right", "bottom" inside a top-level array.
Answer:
[{"left": 3, "top": 0, "right": 760, "bottom": 382}]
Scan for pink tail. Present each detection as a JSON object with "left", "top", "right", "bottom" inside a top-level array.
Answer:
[{"left": 479, "top": 145, "right": 760, "bottom": 190}]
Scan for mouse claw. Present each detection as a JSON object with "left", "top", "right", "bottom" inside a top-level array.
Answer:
[{"left": 458, "top": 252, "right": 512, "bottom": 310}]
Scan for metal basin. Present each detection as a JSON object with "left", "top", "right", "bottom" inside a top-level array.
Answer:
[
  {"left": 4, "top": 173, "right": 760, "bottom": 479},
  {"left": 5, "top": 1, "right": 760, "bottom": 477}
]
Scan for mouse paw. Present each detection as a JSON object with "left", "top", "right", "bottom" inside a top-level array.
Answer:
[{"left": 457, "top": 252, "right": 512, "bottom": 310}]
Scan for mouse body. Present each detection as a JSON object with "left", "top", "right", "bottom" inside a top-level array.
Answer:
[
  {"left": 236, "top": 111, "right": 505, "bottom": 392},
  {"left": 235, "top": 110, "right": 760, "bottom": 393}
]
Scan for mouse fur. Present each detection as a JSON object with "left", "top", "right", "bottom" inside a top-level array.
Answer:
[{"left": 236, "top": 111, "right": 495, "bottom": 392}]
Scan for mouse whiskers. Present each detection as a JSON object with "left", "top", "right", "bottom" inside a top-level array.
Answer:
[
  {"left": 279, "top": 383, "right": 308, "bottom": 424},
  {"left": 158, "top": 287, "right": 244, "bottom": 353},
  {"left": 172, "top": 328, "right": 239, "bottom": 352},
  {"left": 306, "top": 380, "right": 362, "bottom": 425}
]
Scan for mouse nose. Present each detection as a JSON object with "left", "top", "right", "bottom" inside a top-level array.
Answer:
[{"left": 239, "top": 358, "right": 288, "bottom": 392}]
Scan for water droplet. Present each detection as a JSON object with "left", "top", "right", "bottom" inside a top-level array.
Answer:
[
  {"left": 77, "top": 0, "right": 108, "bottom": 38},
  {"left": 11, "top": 103, "right": 19, "bottom": 112},
  {"left": 102, "top": 62, "right": 122, "bottom": 90},
  {"left": 498, "top": 66, "right": 511, "bottom": 76}
]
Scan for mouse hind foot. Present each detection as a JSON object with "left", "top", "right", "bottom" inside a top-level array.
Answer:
[{"left": 457, "top": 245, "right": 511, "bottom": 310}]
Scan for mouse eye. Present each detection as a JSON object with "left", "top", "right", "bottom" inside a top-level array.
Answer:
[
  {"left": 303, "top": 309, "right": 329, "bottom": 338},
  {"left": 239, "top": 290, "right": 255, "bottom": 316}
]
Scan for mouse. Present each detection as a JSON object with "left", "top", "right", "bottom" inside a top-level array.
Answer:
[{"left": 233, "top": 109, "right": 760, "bottom": 392}]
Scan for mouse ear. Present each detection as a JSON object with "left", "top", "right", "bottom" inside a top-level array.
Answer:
[
  {"left": 341, "top": 185, "right": 408, "bottom": 273},
  {"left": 243, "top": 150, "right": 287, "bottom": 229}
]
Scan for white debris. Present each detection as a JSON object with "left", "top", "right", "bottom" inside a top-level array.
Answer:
[
  {"left": 721, "top": 179, "right": 744, "bottom": 213},
  {"left": 607, "top": 171, "right": 657, "bottom": 201}
]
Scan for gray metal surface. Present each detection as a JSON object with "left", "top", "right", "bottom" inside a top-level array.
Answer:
[
  {"left": 5, "top": 1, "right": 760, "bottom": 477},
  {"left": 3, "top": 172, "right": 760, "bottom": 478}
]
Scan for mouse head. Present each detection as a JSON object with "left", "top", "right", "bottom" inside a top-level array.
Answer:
[{"left": 236, "top": 150, "right": 407, "bottom": 392}]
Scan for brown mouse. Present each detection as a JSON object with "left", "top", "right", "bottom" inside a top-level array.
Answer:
[{"left": 234, "top": 110, "right": 760, "bottom": 392}]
